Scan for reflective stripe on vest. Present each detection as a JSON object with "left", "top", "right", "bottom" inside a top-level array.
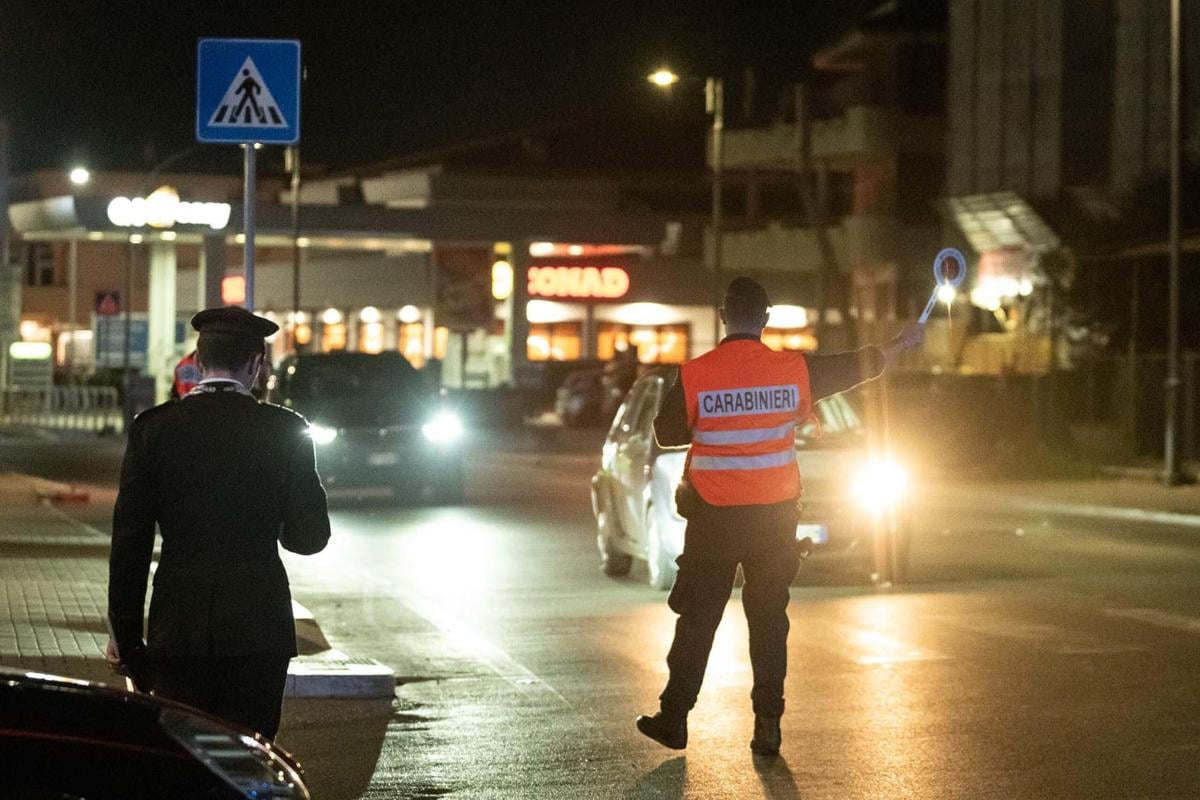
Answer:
[
  {"left": 692, "top": 421, "right": 796, "bottom": 446},
  {"left": 681, "top": 339, "right": 812, "bottom": 507},
  {"left": 690, "top": 448, "right": 797, "bottom": 471}
]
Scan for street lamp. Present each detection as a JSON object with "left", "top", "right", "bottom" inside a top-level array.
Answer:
[
  {"left": 65, "top": 166, "right": 89, "bottom": 381},
  {"left": 647, "top": 68, "right": 681, "bottom": 88},
  {"left": 648, "top": 66, "right": 725, "bottom": 347}
]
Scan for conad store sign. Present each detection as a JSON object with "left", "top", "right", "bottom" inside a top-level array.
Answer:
[
  {"left": 527, "top": 266, "right": 630, "bottom": 300},
  {"left": 107, "top": 186, "right": 231, "bottom": 230}
]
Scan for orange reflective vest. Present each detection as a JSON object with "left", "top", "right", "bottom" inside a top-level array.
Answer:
[{"left": 681, "top": 338, "right": 812, "bottom": 506}]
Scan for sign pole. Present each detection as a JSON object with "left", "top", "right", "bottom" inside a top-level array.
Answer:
[
  {"left": 243, "top": 143, "right": 256, "bottom": 310},
  {"left": 197, "top": 38, "right": 300, "bottom": 309}
]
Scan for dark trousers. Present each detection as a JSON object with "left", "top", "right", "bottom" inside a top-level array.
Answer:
[
  {"left": 153, "top": 656, "right": 291, "bottom": 739},
  {"left": 659, "top": 502, "right": 801, "bottom": 719}
]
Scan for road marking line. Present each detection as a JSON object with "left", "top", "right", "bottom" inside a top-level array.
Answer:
[
  {"left": 386, "top": 589, "right": 577, "bottom": 709},
  {"left": 933, "top": 615, "right": 1142, "bottom": 655},
  {"left": 932, "top": 491, "right": 1200, "bottom": 529},
  {"left": 1104, "top": 607, "right": 1200, "bottom": 634}
]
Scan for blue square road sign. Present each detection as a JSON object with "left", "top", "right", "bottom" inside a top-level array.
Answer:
[{"left": 196, "top": 38, "right": 301, "bottom": 144}]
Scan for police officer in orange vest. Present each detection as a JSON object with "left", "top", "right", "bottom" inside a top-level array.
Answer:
[{"left": 636, "top": 276, "right": 923, "bottom": 755}]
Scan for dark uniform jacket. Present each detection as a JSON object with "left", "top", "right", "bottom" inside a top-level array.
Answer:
[{"left": 108, "top": 382, "right": 330, "bottom": 659}]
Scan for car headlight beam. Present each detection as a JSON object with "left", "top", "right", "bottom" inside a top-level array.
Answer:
[
  {"left": 853, "top": 458, "right": 908, "bottom": 515},
  {"left": 309, "top": 424, "right": 338, "bottom": 446},
  {"left": 422, "top": 411, "right": 463, "bottom": 444}
]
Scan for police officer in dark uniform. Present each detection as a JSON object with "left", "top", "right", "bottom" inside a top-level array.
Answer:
[
  {"left": 636, "top": 277, "right": 923, "bottom": 755},
  {"left": 106, "top": 306, "right": 331, "bottom": 739}
]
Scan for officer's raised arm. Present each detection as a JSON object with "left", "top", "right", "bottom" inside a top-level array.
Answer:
[{"left": 804, "top": 323, "right": 924, "bottom": 401}]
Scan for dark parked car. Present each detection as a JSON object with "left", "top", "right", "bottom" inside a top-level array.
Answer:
[
  {"left": 555, "top": 366, "right": 605, "bottom": 428},
  {"left": 0, "top": 669, "right": 309, "bottom": 799},
  {"left": 269, "top": 351, "right": 465, "bottom": 504}
]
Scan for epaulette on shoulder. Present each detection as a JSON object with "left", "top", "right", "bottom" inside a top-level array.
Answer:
[
  {"left": 131, "top": 401, "right": 175, "bottom": 425},
  {"left": 259, "top": 401, "right": 309, "bottom": 425}
]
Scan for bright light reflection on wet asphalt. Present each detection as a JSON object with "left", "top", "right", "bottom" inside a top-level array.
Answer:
[{"left": 274, "top": 452, "right": 1200, "bottom": 799}]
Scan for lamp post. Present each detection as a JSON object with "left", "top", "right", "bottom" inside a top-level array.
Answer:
[
  {"left": 648, "top": 68, "right": 725, "bottom": 347},
  {"left": 66, "top": 165, "right": 90, "bottom": 382},
  {"left": 1164, "top": 0, "right": 1186, "bottom": 485}
]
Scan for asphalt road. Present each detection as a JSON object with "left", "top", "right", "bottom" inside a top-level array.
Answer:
[{"left": 4, "top": 430, "right": 1200, "bottom": 798}]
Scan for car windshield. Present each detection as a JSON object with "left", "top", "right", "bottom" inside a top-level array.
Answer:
[
  {"left": 289, "top": 357, "right": 423, "bottom": 401},
  {"left": 798, "top": 396, "right": 864, "bottom": 441}
]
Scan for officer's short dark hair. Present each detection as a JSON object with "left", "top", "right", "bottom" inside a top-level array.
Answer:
[
  {"left": 722, "top": 277, "right": 771, "bottom": 327},
  {"left": 196, "top": 332, "right": 263, "bottom": 372}
]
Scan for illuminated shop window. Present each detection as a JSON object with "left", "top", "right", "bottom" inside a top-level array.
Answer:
[
  {"left": 398, "top": 322, "right": 426, "bottom": 368},
  {"left": 434, "top": 326, "right": 449, "bottom": 360},
  {"left": 294, "top": 324, "right": 312, "bottom": 346},
  {"left": 598, "top": 323, "right": 688, "bottom": 364},
  {"left": 321, "top": 323, "right": 347, "bottom": 352},
  {"left": 358, "top": 322, "right": 384, "bottom": 354},
  {"left": 761, "top": 327, "right": 817, "bottom": 353},
  {"left": 527, "top": 323, "right": 582, "bottom": 361}
]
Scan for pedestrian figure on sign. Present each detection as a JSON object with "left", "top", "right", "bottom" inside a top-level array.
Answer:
[
  {"left": 233, "top": 69, "right": 265, "bottom": 123},
  {"left": 106, "top": 306, "right": 331, "bottom": 740},
  {"left": 635, "top": 277, "right": 924, "bottom": 756}
]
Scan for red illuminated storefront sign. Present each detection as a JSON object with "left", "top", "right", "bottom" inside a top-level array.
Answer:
[{"left": 527, "top": 266, "right": 630, "bottom": 300}]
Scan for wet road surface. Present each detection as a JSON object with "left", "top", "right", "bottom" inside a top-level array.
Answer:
[
  {"left": 4, "top": 431, "right": 1199, "bottom": 798},
  {"left": 278, "top": 449, "right": 1200, "bottom": 799}
]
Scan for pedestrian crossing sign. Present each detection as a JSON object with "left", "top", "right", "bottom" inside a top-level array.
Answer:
[{"left": 196, "top": 39, "right": 300, "bottom": 144}]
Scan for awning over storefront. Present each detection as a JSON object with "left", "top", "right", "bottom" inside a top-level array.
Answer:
[
  {"left": 7, "top": 194, "right": 670, "bottom": 250},
  {"left": 941, "top": 192, "right": 1060, "bottom": 255}
]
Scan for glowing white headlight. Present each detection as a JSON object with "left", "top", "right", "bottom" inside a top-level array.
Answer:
[
  {"left": 309, "top": 424, "right": 338, "bottom": 446},
  {"left": 853, "top": 458, "right": 908, "bottom": 514},
  {"left": 422, "top": 411, "right": 463, "bottom": 444}
]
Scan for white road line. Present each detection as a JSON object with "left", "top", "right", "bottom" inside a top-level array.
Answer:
[
  {"left": 932, "top": 615, "right": 1143, "bottom": 655},
  {"left": 1104, "top": 607, "right": 1200, "bottom": 634},
  {"left": 398, "top": 592, "right": 576, "bottom": 708},
  {"left": 935, "top": 492, "right": 1200, "bottom": 530}
]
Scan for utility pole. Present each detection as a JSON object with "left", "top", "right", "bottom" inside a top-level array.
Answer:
[
  {"left": 286, "top": 145, "right": 302, "bottom": 351},
  {"left": 0, "top": 118, "right": 14, "bottom": 392},
  {"left": 1164, "top": 0, "right": 1186, "bottom": 485},
  {"left": 707, "top": 77, "right": 725, "bottom": 347}
]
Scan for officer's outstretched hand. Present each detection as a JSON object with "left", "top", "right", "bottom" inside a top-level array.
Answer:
[
  {"left": 881, "top": 323, "right": 924, "bottom": 365},
  {"left": 895, "top": 322, "right": 924, "bottom": 351}
]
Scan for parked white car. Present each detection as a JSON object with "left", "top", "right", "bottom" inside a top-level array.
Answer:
[{"left": 591, "top": 367, "right": 911, "bottom": 589}]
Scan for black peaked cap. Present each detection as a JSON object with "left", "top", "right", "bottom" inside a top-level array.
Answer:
[{"left": 190, "top": 306, "right": 279, "bottom": 338}]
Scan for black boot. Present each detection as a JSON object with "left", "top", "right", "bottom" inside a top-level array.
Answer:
[
  {"left": 750, "top": 715, "right": 781, "bottom": 755},
  {"left": 635, "top": 712, "right": 688, "bottom": 750}
]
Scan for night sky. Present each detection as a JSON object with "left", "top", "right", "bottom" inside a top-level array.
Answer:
[{"left": 0, "top": 1, "right": 879, "bottom": 177}]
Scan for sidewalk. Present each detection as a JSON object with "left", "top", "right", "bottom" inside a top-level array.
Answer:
[
  {"left": 0, "top": 473, "right": 114, "bottom": 683},
  {"left": 0, "top": 471, "right": 393, "bottom": 697}
]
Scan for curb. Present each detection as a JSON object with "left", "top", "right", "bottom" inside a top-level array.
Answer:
[
  {"left": 287, "top": 602, "right": 394, "bottom": 699},
  {"left": 286, "top": 650, "right": 397, "bottom": 699}
]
